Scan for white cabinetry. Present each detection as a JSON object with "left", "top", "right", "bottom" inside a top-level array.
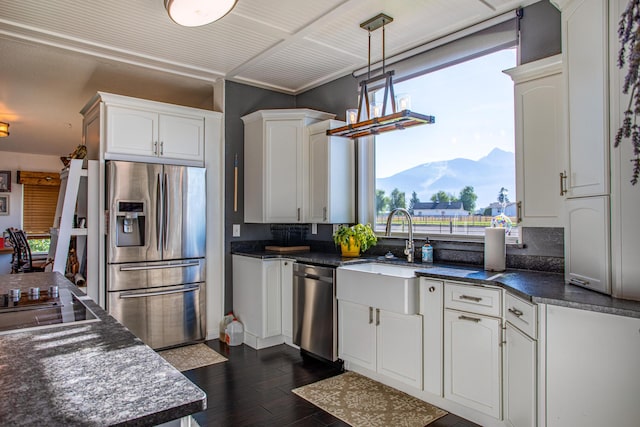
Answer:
[
  {"left": 338, "top": 300, "right": 423, "bottom": 389},
  {"left": 443, "top": 282, "right": 502, "bottom": 419},
  {"left": 242, "top": 109, "right": 334, "bottom": 223},
  {"left": 503, "top": 293, "right": 538, "bottom": 427},
  {"left": 546, "top": 305, "right": 640, "bottom": 427},
  {"left": 420, "top": 278, "right": 444, "bottom": 396},
  {"left": 232, "top": 255, "right": 293, "bottom": 349},
  {"left": 565, "top": 196, "right": 611, "bottom": 293},
  {"left": 504, "top": 55, "right": 565, "bottom": 227},
  {"left": 559, "top": 0, "right": 610, "bottom": 197},
  {"left": 82, "top": 92, "right": 213, "bottom": 166},
  {"left": 307, "top": 120, "right": 354, "bottom": 224}
]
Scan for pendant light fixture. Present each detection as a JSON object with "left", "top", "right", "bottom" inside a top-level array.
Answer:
[
  {"left": 165, "top": 0, "right": 237, "bottom": 27},
  {"left": 0, "top": 122, "right": 9, "bottom": 137},
  {"left": 327, "top": 14, "right": 435, "bottom": 139}
]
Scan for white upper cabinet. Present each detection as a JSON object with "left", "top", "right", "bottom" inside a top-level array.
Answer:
[
  {"left": 307, "top": 120, "right": 354, "bottom": 224},
  {"left": 560, "top": 0, "right": 610, "bottom": 197},
  {"left": 82, "top": 92, "right": 219, "bottom": 167},
  {"left": 505, "top": 55, "right": 566, "bottom": 227},
  {"left": 242, "top": 109, "right": 334, "bottom": 223}
]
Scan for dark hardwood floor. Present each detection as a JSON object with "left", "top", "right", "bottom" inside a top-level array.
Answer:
[{"left": 184, "top": 340, "right": 480, "bottom": 427}]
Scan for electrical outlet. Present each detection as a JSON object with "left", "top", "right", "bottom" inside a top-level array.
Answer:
[
  {"left": 232, "top": 224, "right": 241, "bottom": 237},
  {"left": 311, "top": 223, "right": 317, "bottom": 234}
]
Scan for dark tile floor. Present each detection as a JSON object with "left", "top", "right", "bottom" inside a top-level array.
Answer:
[{"left": 184, "top": 340, "right": 480, "bottom": 427}]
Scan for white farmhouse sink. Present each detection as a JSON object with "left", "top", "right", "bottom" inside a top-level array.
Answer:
[{"left": 336, "top": 262, "right": 419, "bottom": 314}]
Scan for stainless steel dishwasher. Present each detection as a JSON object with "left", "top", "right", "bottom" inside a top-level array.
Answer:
[{"left": 293, "top": 263, "right": 337, "bottom": 361}]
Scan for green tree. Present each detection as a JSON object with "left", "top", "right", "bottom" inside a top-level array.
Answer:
[
  {"left": 389, "top": 188, "right": 406, "bottom": 210},
  {"left": 430, "top": 191, "right": 458, "bottom": 203},
  {"left": 376, "top": 189, "right": 390, "bottom": 214},
  {"left": 408, "top": 191, "right": 420, "bottom": 214},
  {"left": 459, "top": 186, "right": 478, "bottom": 212}
]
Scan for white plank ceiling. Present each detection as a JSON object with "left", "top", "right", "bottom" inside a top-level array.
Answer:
[{"left": 0, "top": 0, "right": 535, "bottom": 156}]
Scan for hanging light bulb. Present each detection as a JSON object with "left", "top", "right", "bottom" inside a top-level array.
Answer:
[{"left": 165, "top": 0, "right": 237, "bottom": 27}]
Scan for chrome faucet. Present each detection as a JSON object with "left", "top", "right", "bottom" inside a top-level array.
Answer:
[{"left": 384, "top": 208, "right": 415, "bottom": 263}]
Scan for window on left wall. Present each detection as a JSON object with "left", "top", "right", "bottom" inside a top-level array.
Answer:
[{"left": 22, "top": 183, "right": 59, "bottom": 254}]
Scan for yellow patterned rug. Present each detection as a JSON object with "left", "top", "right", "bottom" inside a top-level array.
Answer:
[
  {"left": 292, "top": 371, "right": 447, "bottom": 427},
  {"left": 158, "top": 343, "right": 227, "bottom": 372}
]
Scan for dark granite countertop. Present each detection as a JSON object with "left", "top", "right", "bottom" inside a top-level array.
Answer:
[
  {"left": 0, "top": 272, "right": 206, "bottom": 426},
  {"left": 233, "top": 250, "right": 640, "bottom": 318}
]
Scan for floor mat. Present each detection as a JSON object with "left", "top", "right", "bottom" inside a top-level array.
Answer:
[
  {"left": 158, "top": 343, "right": 227, "bottom": 372},
  {"left": 292, "top": 371, "right": 447, "bottom": 427}
]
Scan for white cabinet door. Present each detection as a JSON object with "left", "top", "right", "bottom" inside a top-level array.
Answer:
[
  {"left": 106, "top": 105, "right": 158, "bottom": 157},
  {"left": 506, "top": 57, "right": 566, "bottom": 227},
  {"left": 504, "top": 323, "right": 536, "bottom": 427},
  {"left": 420, "top": 278, "right": 444, "bottom": 396},
  {"left": 563, "top": 0, "right": 609, "bottom": 197},
  {"left": 546, "top": 305, "right": 640, "bottom": 427},
  {"left": 338, "top": 300, "right": 376, "bottom": 371},
  {"left": 158, "top": 114, "right": 204, "bottom": 162},
  {"left": 444, "top": 308, "right": 502, "bottom": 418},
  {"left": 307, "top": 120, "right": 354, "bottom": 224},
  {"left": 280, "top": 259, "right": 294, "bottom": 340},
  {"left": 263, "top": 259, "right": 282, "bottom": 338},
  {"left": 565, "top": 196, "right": 610, "bottom": 294},
  {"left": 377, "top": 309, "right": 423, "bottom": 389}
]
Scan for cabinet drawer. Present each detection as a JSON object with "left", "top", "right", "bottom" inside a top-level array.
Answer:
[
  {"left": 505, "top": 293, "right": 537, "bottom": 339},
  {"left": 444, "top": 282, "right": 502, "bottom": 317}
]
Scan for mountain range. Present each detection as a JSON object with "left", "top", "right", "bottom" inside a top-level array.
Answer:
[{"left": 376, "top": 148, "right": 515, "bottom": 211}]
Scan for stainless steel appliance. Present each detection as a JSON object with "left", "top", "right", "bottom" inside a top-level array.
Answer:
[
  {"left": 293, "top": 263, "right": 337, "bottom": 361},
  {"left": 106, "top": 160, "right": 206, "bottom": 350}
]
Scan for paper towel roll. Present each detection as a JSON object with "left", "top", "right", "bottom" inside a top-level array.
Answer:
[{"left": 484, "top": 227, "right": 506, "bottom": 271}]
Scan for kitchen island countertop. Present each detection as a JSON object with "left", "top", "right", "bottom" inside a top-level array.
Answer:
[
  {"left": 0, "top": 272, "right": 206, "bottom": 426},
  {"left": 234, "top": 250, "right": 640, "bottom": 319}
]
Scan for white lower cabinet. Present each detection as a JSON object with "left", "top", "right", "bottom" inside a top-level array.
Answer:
[
  {"left": 338, "top": 300, "right": 423, "bottom": 389},
  {"left": 546, "top": 305, "right": 640, "bottom": 427},
  {"left": 504, "top": 293, "right": 537, "bottom": 427},
  {"left": 504, "top": 324, "right": 536, "bottom": 427},
  {"left": 232, "top": 255, "right": 293, "bottom": 349},
  {"left": 444, "top": 309, "right": 502, "bottom": 418}
]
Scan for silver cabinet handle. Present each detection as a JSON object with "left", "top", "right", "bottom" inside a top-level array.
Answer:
[
  {"left": 120, "top": 285, "right": 199, "bottom": 298},
  {"left": 459, "top": 315, "right": 481, "bottom": 323},
  {"left": 297, "top": 208, "right": 301, "bottom": 221},
  {"left": 429, "top": 286, "right": 436, "bottom": 293},
  {"left": 375, "top": 308, "right": 380, "bottom": 326},
  {"left": 517, "top": 200, "right": 522, "bottom": 223},
  {"left": 160, "top": 141, "right": 164, "bottom": 156},
  {"left": 323, "top": 207, "right": 327, "bottom": 222},
  {"left": 508, "top": 307, "right": 524, "bottom": 317},
  {"left": 560, "top": 171, "right": 568, "bottom": 196},
  {"left": 154, "top": 141, "right": 158, "bottom": 155},
  {"left": 460, "top": 294, "right": 482, "bottom": 302},
  {"left": 570, "top": 277, "right": 590, "bottom": 286},
  {"left": 120, "top": 262, "right": 200, "bottom": 271},
  {"left": 369, "top": 306, "right": 373, "bottom": 324}
]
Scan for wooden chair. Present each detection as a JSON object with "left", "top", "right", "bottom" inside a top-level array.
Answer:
[{"left": 5, "top": 228, "right": 45, "bottom": 273}]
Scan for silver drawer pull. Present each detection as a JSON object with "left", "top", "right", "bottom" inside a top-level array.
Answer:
[
  {"left": 570, "top": 278, "right": 590, "bottom": 286},
  {"left": 508, "top": 307, "right": 524, "bottom": 317},
  {"left": 459, "top": 315, "right": 481, "bottom": 323},
  {"left": 120, "top": 262, "right": 200, "bottom": 271},
  {"left": 120, "top": 285, "right": 199, "bottom": 299},
  {"left": 459, "top": 294, "right": 482, "bottom": 302},
  {"left": 369, "top": 306, "right": 373, "bottom": 324}
]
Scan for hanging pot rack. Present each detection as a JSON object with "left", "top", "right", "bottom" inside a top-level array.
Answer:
[{"left": 327, "top": 13, "right": 435, "bottom": 139}]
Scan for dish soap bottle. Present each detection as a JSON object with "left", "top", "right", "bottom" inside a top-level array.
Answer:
[{"left": 422, "top": 239, "right": 433, "bottom": 263}]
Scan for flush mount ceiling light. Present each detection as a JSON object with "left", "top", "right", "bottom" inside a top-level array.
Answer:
[
  {"left": 0, "top": 122, "right": 9, "bottom": 137},
  {"left": 164, "top": 0, "right": 237, "bottom": 27},
  {"left": 327, "top": 14, "right": 435, "bottom": 139}
]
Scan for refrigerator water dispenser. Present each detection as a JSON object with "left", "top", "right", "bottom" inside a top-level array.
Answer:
[{"left": 116, "top": 201, "right": 145, "bottom": 247}]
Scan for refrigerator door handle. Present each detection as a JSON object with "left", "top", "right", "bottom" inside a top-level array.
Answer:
[
  {"left": 163, "top": 172, "right": 168, "bottom": 252},
  {"left": 119, "top": 285, "right": 199, "bottom": 299},
  {"left": 156, "top": 173, "right": 162, "bottom": 252},
  {"left": 119, "top": 262, "right": 200, "bottom": 271}
]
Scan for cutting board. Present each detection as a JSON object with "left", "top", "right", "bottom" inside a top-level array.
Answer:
[{"left": 265, "top": 245, "right": 310, "bottom": 253}]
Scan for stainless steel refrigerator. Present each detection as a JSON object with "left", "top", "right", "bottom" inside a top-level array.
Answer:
[{"left": 106, "top": 160, "right": 206, "bottom": 350}]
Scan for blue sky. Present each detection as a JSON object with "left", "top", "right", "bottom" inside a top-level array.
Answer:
[{"left": 375, "top": 48, "right": 517, "bottom": 178}]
